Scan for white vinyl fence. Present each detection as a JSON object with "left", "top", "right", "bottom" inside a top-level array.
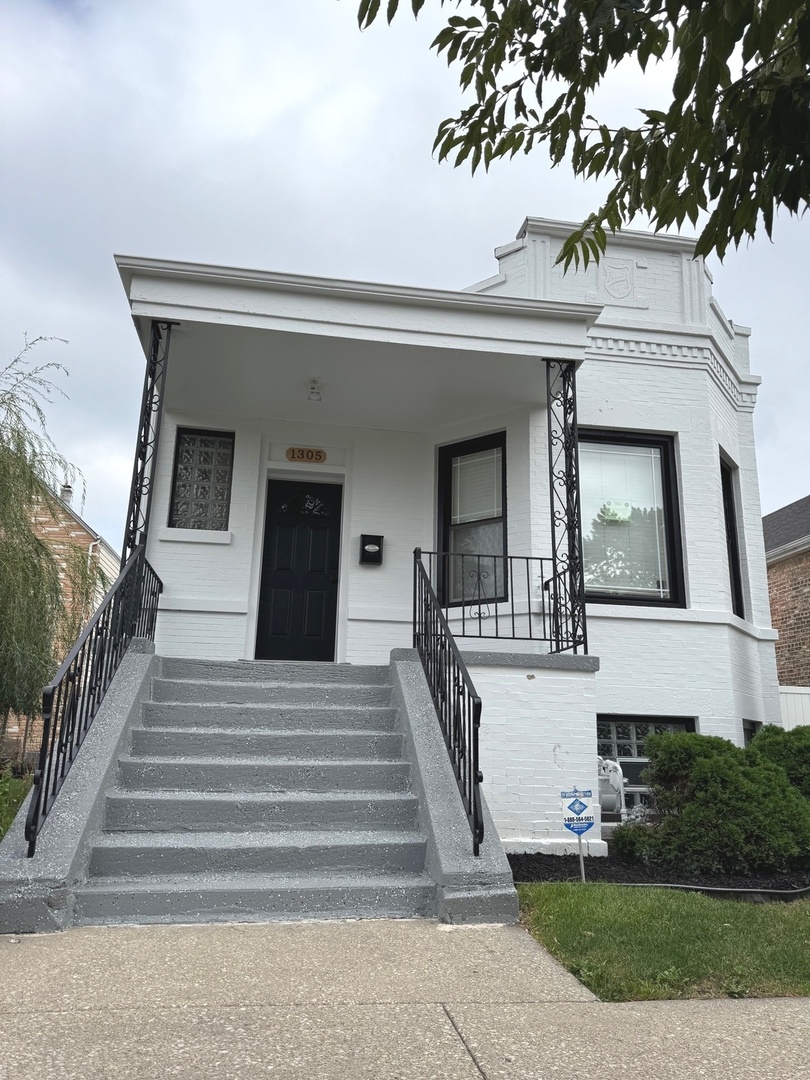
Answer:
[{"left": 780, "top": 687, "right": 810, "bottom": 730}]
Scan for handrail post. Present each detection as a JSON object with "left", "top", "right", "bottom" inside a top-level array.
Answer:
[{"left": 413, "top": 548, "right": 421, "bottom": 649}]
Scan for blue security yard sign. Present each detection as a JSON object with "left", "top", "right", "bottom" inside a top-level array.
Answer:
[{"left": 560, "top": 788, "right": 595, "bottom": 835}]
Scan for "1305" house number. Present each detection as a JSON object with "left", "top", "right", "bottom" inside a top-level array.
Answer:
[{"left": 285, "top": 447, "right": 327, "bottom": 463}]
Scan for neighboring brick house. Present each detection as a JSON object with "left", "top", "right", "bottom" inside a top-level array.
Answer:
[
  {"left": 30, "top": 484, "right": 119, "bottom": 628},
  {"left": 3, "top": 487, "right": 119, "bottom": 755},
  {"left": 763, "top": 495, "right": 810, "bottom": 696}
]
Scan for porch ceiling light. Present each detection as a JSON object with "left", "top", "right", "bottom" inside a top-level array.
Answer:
[{"left": 307, "top": 379, "right": 322, "bottom": 403}]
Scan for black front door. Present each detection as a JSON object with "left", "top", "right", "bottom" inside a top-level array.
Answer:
[{"left": 256, "top": 479, "right": 342, "bottom": 661}]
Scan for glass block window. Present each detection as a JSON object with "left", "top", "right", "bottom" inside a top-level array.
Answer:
[
  {"left": 596, "top": 717, "right": 692, "bottom": 760},
  {"left": 597, "top": 715, "right": 694, "bottom": 808},
  {"left": 168, "top": 428, "right": 235, "bottom": 530}
]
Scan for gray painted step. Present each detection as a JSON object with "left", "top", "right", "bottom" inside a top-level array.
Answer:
[
  {"left": 117, "top": 757, "right": 411, "bottom": 793},
  {"left": 130, "top": 727, "right": 403, "bottom": 760},
  {"left": 151, "top": 678, "right": 391, "bottom": 707},
  {"left": 73, "top": 871, "right": 436, "bottom": 925},
  {"left": 105, "top": 789, "right": 421, "bottom": 831},
  {"left": 88, "top": 829, "right": 427, "bottom": 877},
  {"left": 141, "top": 702, "right": 399, "bottom": 731},
  {"left": 160, "top": 658, "right": 390, "bottom": 684}
]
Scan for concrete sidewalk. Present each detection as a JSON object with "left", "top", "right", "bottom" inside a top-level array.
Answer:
[{"left": 1, "top": 920, "right": 807, "bottom": 1079}]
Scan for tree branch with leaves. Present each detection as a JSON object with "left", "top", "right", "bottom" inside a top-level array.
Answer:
[{"left": 357, "top": 0, "right": 810, "bottom": 267}]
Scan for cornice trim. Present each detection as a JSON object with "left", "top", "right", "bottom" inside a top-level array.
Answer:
[{"left": 586, "top": 334, "right": 759, "bottom": 410}]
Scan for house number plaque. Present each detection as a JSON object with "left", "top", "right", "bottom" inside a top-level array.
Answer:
[{"left": 285, "top": 447, "right": 327, "bottom": 463}]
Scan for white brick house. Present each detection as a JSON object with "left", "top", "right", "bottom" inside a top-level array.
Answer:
[{"left": 115, "top": 217, "right": 780, "bottom": 855}]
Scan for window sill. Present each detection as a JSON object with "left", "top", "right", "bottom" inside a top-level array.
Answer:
[
  {"left": 587, "top": 605, "right": 778, "bottom": 640},
  {"left": 156, "top": 527, "right": 232, "bottom": 545}
]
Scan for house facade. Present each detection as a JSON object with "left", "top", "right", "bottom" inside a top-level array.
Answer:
[{"left": 114, "top": 217, "right": 780, "bottom": 854}]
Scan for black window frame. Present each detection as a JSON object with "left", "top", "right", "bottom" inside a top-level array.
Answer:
[
  {"left": 720, "top": 455, "right": 745, "bottom": 619},
  {"left": 742, "top": 719, "right": 762, "bottom": 747},
  {"left": 579, "top": 429, "right": 685, "bottom": 608},
  {"left": 168, "top": 426, "right": 236, "bottom": 531},
  {"left": 437, "top": 431, "right": 507, "bottom": 607}
]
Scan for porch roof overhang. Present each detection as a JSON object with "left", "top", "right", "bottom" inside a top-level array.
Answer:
[{"left": 115, "top": 255, "right": 602, "bottom": 432}]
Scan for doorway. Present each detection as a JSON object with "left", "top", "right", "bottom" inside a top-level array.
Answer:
[{"left": 255, "top": 479, "right": 343, "bottom": 661}]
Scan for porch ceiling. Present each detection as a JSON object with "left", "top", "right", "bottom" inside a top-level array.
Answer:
[{"left": 163, "top": 320, "right": 555, "bottom": 431}]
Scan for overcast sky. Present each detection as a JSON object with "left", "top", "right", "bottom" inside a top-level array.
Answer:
[{"left": 2, "top": 0, "right": 808, "bottom": 550}]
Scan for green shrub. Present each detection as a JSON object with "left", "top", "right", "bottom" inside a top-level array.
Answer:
[
  {"left": 749, "top": 724, "right": 810, "bottom": 801},
  {"left": 610, "top": 822, "right": 653, "bottom": 864},
  {"left": 639, "top": 734, "right": 810, "bottom": 875},
  {"left": 610, "top": 732, "right": 810, "bottom": 875},
  {"left": 641, "top": 732, "right": 747, "bottom": 815}
]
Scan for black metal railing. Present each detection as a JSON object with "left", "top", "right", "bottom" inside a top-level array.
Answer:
[
  {"left": 418, "top": 551, "right": 585, "bottom": 653},
  {"left": 414, "top": 551, "right": 483, "bottom": 855},
  {"left": 25, "top": 545, "right": 162, "bottom": 857}
]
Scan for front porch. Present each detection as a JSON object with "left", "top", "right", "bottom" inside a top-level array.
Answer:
[
  {"left": 114, "top": 253, "right": 597, "bottom": 666},
  {"left": 119, "top": 262, "right": 602, "bottom": 856},
  {"left": 4, "top": 261, "right": 608, "bottom": 928}
]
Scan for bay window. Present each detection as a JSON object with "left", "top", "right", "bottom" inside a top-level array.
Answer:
[{"left": 580, "top": 431, "right": 684, "bottom": 605}]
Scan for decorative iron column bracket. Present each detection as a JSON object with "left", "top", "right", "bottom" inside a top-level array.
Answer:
[
  {"left": 546, "top": 360, "right": 588, "bottom": 654},
  {"left": 121, "top": 321, "right": 175, "bottom": 567}
]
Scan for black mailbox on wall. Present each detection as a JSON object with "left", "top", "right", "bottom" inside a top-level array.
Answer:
[{"left": 359, "top": 534, "right": 384, "bottom": 566}]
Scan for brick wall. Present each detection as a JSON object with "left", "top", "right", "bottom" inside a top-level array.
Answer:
[
  {"left": 30, "top": 502, "right": 109, "bottom": 637},
  {"left": 470, "top": 663, "right": 604, "bottom": 853},
  {"left": 767, "top": 550, "right": 810, "bottom": 685},
  {"left": 3, "top": 503, "right": 110, "bottom": 763}
]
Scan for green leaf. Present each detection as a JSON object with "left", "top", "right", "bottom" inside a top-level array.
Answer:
[
  {"left": 357, "top": 0, "right": 810, "bottom": 266},
  {"left": 357, "top": 0, "right": 382, "bottom": 29}
]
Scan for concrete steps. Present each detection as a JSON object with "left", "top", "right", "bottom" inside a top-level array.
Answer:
[
  {"left": 151, "top": 678, "right": 392, "bottom": 707},
  {"left": 131, "top": 727, "right": 404, "bottom": 758},
  {"left": 103, "top": 789, "right": 421, "bottom": 832},
  {"left": 141, "top": 702, "right": 400, "bottom": 730},
  {"left": 87, "top": 830, "right": 427, "bottom": 877},
  {"left": 117, "top": 757, "right": 412, "bottom": 793},
  {"left": 74, "top": 871, "right": 436, "bottom": 925},
  {"left": 77, "top": 659, "right": 434, "bottom": 925}
]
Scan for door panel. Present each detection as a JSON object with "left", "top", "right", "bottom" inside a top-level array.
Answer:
[{"left": 256, "top": 480, "right": 342, "bottom": 661}]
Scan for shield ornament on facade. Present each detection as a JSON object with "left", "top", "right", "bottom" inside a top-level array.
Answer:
[{"left": 602, "top": 259, "right": 634, "bottom": 300}]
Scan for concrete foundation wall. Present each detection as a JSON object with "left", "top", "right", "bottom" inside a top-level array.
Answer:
[{"left": 464, "top": 656, "right": 604, "bottom": 854}]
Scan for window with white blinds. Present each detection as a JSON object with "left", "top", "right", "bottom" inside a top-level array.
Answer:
[
  {"left": 580, "top": 431, "right": 684, "bottom": 605},
  {"left": 451, "top": 448, "right": 503, "bottom": 524},
  {"left": 438, "top": 433, "right": 506, "bottom": 604}
]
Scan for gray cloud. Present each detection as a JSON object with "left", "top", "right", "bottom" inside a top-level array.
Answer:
[{"left": 1, "top": 0, "right": 806, "bottom": 548}]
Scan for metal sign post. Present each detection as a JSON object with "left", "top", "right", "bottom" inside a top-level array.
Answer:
[{"left": 560, "top": 788, "right": 595, "bottom": 883}]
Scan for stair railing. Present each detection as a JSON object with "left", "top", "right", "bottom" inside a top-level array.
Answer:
[
  {"left": 417, "top": 550, "right": 585, "bottom": 652},
  {"left": 25, "top": 544, "right": 163, "bottom": 857},
  {"left": 413, "top": 548, "right": 483, "bottom": 855}
]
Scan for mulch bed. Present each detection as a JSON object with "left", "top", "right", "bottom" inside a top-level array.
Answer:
[{"left": 508, "top": 851, "right": 810, "bottom": 892}]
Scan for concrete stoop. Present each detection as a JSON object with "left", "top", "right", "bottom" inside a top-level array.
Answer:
[{"left": 0, "top": 649, "right": 517, "bottom": 931}]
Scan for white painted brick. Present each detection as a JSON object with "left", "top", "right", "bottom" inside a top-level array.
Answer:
[{"left": 138, "top": 223, "right": 780, "bottom": 848}]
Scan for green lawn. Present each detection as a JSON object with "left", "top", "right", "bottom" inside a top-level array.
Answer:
[
  {"left": 0, "top": 770, "right": 33, "bottom": 841},
  {"left": 519, "top": 882, "right": 810, "bottom": 1001}
]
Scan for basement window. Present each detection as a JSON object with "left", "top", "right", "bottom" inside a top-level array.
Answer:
[
  {"left": 168, "top": 428, "right": 235, "bottom": 530},
  {"left": 597, "top": 715, "right": 695, "bottom": 809}
]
